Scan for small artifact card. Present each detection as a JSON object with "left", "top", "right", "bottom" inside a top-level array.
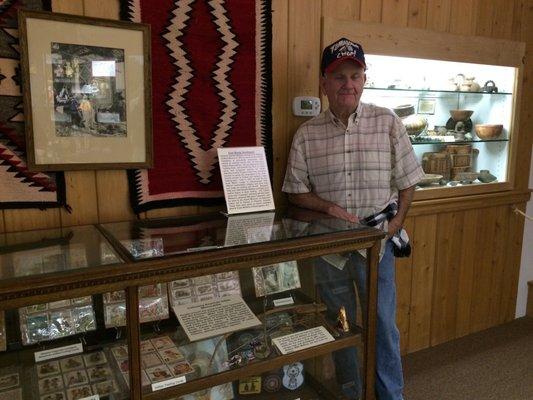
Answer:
[
  {"left": 272, "top": 326, "right": 335, "bottom": 355},
  {"left": 174, "top": 296, "right": 261, "bottom": 342},
  {"left": 103, "top": 283, "right": 169, "bottom": 327},
  {"left": 0, "top": 368, "right": 21, "bottom": 400},
  {"left": 0, "top": 388, "right": 22, "bottom": 400},
  {"left": 0, "top": 373, "right": 19, "bottom": 391},
  {"left": 168, "top": 271, "right": 242, "bottom": 316}
]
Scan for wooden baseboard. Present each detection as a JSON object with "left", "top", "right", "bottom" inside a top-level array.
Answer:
[{"left": 526, "top": 281, "right": 533, "bottom": 317}]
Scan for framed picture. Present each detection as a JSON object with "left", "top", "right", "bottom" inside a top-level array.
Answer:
[
  {"left": 417, "top": 98, "right": 436, "bottom": 115},
  {"left": 252, "top": 261, "right": 301, "bottom": 297},
  {"left": 19, "top": 10, "right": 152, "bottom": 171}
]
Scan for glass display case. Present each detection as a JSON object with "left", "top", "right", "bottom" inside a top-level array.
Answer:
[
  {"left": 361, "top": 55, "right": 517, "bottom": 194},
  {"left": 0, "top": 210, "right": 385, "bottom": 400},
  {"left": 0, "top": 225, "right": 129, "bottom": 400}
]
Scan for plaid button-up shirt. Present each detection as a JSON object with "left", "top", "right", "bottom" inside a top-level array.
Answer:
[{"left": 282, "top": 102, "right": 424, "bottom": 219}]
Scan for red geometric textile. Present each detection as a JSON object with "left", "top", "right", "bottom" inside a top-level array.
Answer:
[
  {"left": 0, "top": 0, "right": 66, "bottom": 209},
  {"left": 121, "top": 0, "right": 272, "bottom": 213}
]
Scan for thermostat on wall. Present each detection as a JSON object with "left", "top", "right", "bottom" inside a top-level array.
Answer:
[{"left": 292, "top": 96, "right": 321, "bottom": 117}]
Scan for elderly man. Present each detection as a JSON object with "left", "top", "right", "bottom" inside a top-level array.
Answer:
[{"left": 283, "top": 38, "right": 424, "bottom": 400}]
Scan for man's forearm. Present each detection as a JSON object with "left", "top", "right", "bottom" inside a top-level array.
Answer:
[
  {"left": 287, "top": 192, "right": 334, "bottom": 213},
  {"left": 287, "top": 192, "right": 359, "bottom": 223},
  {"left": 387, "top": 185, "right": 415, "bottom": 236},
  {"left": 395, "top": 185, "right": 416, "bottom": 226}
]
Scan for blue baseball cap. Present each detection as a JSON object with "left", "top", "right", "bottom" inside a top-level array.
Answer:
[{"left": 321, "top": 38, "right": 366, "bottom": 75}]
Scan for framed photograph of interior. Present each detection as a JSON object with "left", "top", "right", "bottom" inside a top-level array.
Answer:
[
  {"left": 18, "top": 10, "right": 152, "bottom": 171},
  {"left": 417, "top": 98, "right": 436, "bottom": 115}
]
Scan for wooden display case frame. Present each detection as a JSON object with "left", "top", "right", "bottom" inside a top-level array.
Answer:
[
  {"left": 322, "top": 18, "right": 526, "bottom": 202},
  {"left": 0, "top": 218, "right": 385, "bottom": 400}
]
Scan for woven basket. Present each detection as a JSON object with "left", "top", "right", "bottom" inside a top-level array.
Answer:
[
  {"left": 422, "top": 152, "right": 452, "bottom": 180},
  {"left": 445, "top": 144, "right": 472, "bottom": 168},
  {"left": 451, "top": 166, "right": 471, "bottom": 177},
  {"left": 449, "top": 153, "right": 472, "bottom": 168}
]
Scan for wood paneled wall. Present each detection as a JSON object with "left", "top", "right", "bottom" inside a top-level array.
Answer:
[
  {"left": 396, "top": 200, "right": 526, "bottom": 354},
  {"left": 1, "top": 0, "right": 531, "bottom": 353}
]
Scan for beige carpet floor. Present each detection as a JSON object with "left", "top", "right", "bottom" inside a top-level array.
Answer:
[{"left": 402, "top": 316, "right": 533, "bottom": 400}]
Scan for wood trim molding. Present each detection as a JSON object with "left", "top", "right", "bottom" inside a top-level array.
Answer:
[
  {"left": 322, "top": 17, "right": 526, "bottom": 67},
  {"left": 409, "top": 190, "right": 531, "bottom": 216}
]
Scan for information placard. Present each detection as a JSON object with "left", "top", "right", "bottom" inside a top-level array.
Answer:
[
  {"left": 35, "top": 343, "right": 83, "bottom": 362},
  {"left": 217, "top": 147, "right": 275, "bottom": 214},
  {"left": 79, "top": 395, "right": 99, "bottom": 400},
  {"left": 273, "top": 297, "right": 294, "bottom": 307},
  {"left": 174, "top": 296, "right": 261, "bottom": 342},
  {"left": 151, "top": 376, "right": 186, "bottom": 391},
  {"left": 272, "top": 326, "right": 335, "bottom": 355}
]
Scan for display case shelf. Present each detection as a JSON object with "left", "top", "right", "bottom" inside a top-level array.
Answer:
[
  {"left": 410, "top": 138, "right": 510, "bottom": 145},
  {"left": 364, "top": 87, "right": 512, "bottom": 96},
  {"left": 233, "top": 374, "right": 346, "bottom": 400},
  {"left": 143, "top": 332, "right": 361, "bottom": 400}
]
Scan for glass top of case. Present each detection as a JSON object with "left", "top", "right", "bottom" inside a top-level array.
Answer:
[
  {"left": 99, "top": 208, "right": 379, "bottom": 261},
  {"left": 0, "top": 225, "right": 123, "bottom": 279}
]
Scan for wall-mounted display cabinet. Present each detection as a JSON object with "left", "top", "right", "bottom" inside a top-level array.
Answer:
[
  {"left": 323, "top": 18, "right": 526, "bottom": 201},
  {"left": 0, "top": 210, "right": 384, "bottom": 400}
]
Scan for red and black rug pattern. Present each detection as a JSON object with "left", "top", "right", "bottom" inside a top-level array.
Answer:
[
  {"left": 0, "top": 0, "right": 66, "bottom": 209},
  {"left": 120, "top": 0, "right": 272, "bottom": 214}
]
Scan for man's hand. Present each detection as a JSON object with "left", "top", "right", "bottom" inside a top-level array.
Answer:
[
  {"left": 387, "top": 215, "right": 402, "bottom": 237},
  {"left": 326, "top": 204, "right": 359, "bottom": 223},
  {"left": 386, "top": 184, "right": 416, "bottom": 237}
]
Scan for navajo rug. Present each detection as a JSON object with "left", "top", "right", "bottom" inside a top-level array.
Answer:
[
  {"left": 120, "top": 0, "right": 272, "bottom": 214},
  {"left": 0, "top": 0, "right": 66, "bottom": 209}
]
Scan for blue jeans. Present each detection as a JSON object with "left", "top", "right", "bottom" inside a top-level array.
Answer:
[{"left": 315, "top": 240, "right": 404, "bottom": 400}]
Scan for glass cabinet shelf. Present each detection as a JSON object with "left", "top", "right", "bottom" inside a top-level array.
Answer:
[
  {"left": 410, "top": 138, "right": 509, "bottom": 145},
  {"left": 364, "top": 86, "right": 512, "bottom": 96}
]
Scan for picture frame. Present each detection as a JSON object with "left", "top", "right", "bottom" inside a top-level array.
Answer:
[
  {"left": 417, "top": 98, "right": 436, "bottom": 115},
  {"left": 252, "top": 261, "right": 301, "bottom": 297},
  {"left": 18, "top": 10, "right": 152, "bottom": 171}
]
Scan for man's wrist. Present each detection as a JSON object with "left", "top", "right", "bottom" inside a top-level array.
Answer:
[{"left": 325, "top": 202, "right": 339, "bottom": 215}]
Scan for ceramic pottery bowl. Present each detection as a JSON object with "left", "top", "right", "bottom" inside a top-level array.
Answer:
[
  {"left": 449, "top": 109, "right": 474, "bottom": 122},
  {"left": 393, "top": 104, "right": 415, "bottom": 118},
  {"left": 474, "top": 124, "right": 503, "bottom": 139},
  {"left": 403, "top": 114, "right": 427, "bottom": 136}
]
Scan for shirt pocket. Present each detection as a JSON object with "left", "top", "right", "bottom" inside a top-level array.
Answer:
[{"left": 358, "top": 144, "right": 391, "bottom": 187}]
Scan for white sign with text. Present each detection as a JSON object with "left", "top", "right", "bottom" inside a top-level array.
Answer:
[
  {"left": 174, "top": 295, "right": 261, "bottom": 342},
  {"left": 217, "top": 147, "right": 275, "bottom": 214},
  {"left": 272, "top": 326, "right": 335, "bottom": 355},
  {"left": 35, "top": 343, "right": 83, "bottom": 362}
]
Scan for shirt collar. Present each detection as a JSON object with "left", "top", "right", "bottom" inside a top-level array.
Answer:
[{"left": 327, "top": 103, "right": 363, "bottom": 129}]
